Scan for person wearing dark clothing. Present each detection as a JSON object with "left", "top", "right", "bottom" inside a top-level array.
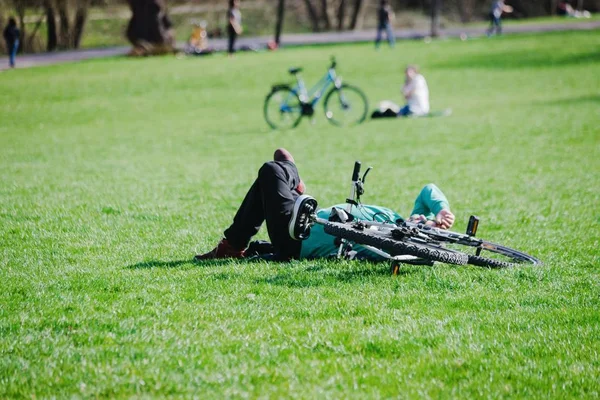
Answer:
[
  {"left": 375, "top": 0, "right": 395, "bottom": 49},
  {"left": 3, "top": 17, "right": 20, "bottom": 68},
  {"left": 227, "top": 0, "right": 242, "bottom": 54},
  {"left": 196, "top": 148, "right": 306, "bottom": 261}
]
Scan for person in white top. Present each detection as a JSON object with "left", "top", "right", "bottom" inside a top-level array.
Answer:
[
  {"left": 486, "top": 0, "right": 513, "bottom": 36},
  {"left": 398, "top": 65, "right": 430, "bottom": 117}
]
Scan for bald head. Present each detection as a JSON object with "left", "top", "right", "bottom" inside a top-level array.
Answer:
[{"left": 274, "top": 148, "right": 295, "bottom": 163}]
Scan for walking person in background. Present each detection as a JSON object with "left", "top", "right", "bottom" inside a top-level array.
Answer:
[
  {"left": 3, "top": 17, "right": 20, "bottom": 69},
  {"left": 227, "top": 0, "right": 243, "bottom": 55},
  {"left": 486, "top": 0, "right": 513, "bottom": 36},
  {"left": 375, "top": 0, "right": 395, "bottom": 49}
]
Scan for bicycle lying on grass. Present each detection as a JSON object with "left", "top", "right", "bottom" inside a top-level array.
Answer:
[
  {"left": 264, "top": 57, "right": 369, "bottom": 129},
  {"left": 291, "top": 162, "right": 541, "bottom": 274}
]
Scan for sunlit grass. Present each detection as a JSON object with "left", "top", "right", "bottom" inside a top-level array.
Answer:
[{"left": 1, "top": 30, "right": 599, "bottom": 397}]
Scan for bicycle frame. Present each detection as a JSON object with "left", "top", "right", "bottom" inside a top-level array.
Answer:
[
  {"left": 309, "top": 160, "right": 421, "bottom": 262},
  {"left": 294, "top": 67, "right": 340, "bottom": 105},
  {"left": 278, "top": 67, "right": 341, "bottom": 115}
]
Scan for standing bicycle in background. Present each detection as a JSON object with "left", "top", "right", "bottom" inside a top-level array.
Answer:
[
  {"left": 487, "top": 0, "right": 513, "bottom": 36},
  {"left": 264, "top": 57, "right": 368, "bottom": 129},
  {"left": 375, "top": 0, "right": 396, "bottom": 49},
  {"left": 3, "top": 17, "right": 20, "bottom": 69},
  {"left": 227, "top": 0, "right": 243, "bottom": 55}
]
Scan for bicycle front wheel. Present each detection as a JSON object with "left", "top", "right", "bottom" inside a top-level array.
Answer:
[
  {"left": 264, "top": 87, "right": 303, "bottom": 130},
  {"left": 323, "top": 84, "right": 368, "bottom": 126},
  {"left": 410, "top": 225, "right": 542, "bottom": 268}
]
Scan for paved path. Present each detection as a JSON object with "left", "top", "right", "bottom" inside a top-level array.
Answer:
[{"left": 1, "top": 19, "right": 598, "bottom": 71}]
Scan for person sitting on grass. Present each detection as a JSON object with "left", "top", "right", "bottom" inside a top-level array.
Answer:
[
  {"left": 195, "top": 148, "right": 455, "bottom": 262},
  {"left": 398, "top": 65, "right": 430, "bottom": 117}
]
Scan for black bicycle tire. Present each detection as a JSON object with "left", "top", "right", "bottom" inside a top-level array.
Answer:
[
  {"left": 409, "top": 225, "right": 542, "bottom": 268},
  {"left": 264, "top": 87, "right": 303, "bottom": 130},
  {"left": 467, "top": 241, "right": 542, "bottom": 268},
  {"left": 323, "top": 84, "right": 369, "bottom": 126},
  {"left": 323, "top": 221, "right": 468, "bottom": 265},
  {"left": 468, "top": 255, "right": 513, "bottom": 269}
]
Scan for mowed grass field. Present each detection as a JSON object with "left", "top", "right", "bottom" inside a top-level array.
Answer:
[{"left": 1, "top": 31, "right": 599, "bottom": 398}]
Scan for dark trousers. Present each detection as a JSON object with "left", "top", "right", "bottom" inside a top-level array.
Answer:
[
  {"left": 227, "top": 28, "right": 237, "bottom": 54},
  {"left": 7, "top": 39, "right": 18, "bottom": 67},
  {"left": 487, "top": 14, "right": 502, "bottom": 35},
  {"left": 224, "top": 161, "right": 302, "bottom": 259},
  {"left": 375, "top": 23, "right": 395, "bottom": 48}
]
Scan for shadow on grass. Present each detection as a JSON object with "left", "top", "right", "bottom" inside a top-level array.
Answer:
[
  {"left": 255, "top": 261, "right": 423, "bottom": 288},
  {"left": 435, "top": 49, "right": 600, "bottom": 70},
  {"left": 127, "top": 259, "right": 233, "bottom": 269}
]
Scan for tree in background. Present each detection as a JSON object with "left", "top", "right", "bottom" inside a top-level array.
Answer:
[
  {"left": 301, "top": 0, "right": 367, "bottom": 32},
  {"left": 430, "top": 0, "right": 441, "bottom": 36},
  {"left": 126, "top": 0, "right": 175, "bottom": 55},
  {"left": 275, "top": 0, "right": 286, "bottom": 45},
  {"left": 7, "top": 0, "right": 91, "bottom": 52}
]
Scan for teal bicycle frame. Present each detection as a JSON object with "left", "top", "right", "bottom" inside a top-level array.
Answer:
[{"left": 281, "top": 61, "right": 341, "bottom": 115}]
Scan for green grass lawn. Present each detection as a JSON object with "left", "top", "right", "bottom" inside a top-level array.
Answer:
[{"left": 1, "top": 31, "right": 599, "bottom": 398}]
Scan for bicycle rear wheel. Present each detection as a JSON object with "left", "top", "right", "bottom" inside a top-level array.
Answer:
[
  {"left": 323, "top": 84, "right": 368, "bottom": 126},
  {"left": 264, "top": 87, "right": 303, "bottom": 130},
  {"left": 323, "top": 221, "right": 468, "bottom": 265}
]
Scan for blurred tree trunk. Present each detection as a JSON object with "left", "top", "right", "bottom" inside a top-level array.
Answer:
[
  {"left": 72, "top": 1, "right": 89, "bottom": 48},
  {"left": 320, "top": 0, "right": 332, "bottom": 29},
  {"left": 15, "top": 4, "right": 26, "bottom": 53},
  {"left": 348, "top": 0, "right": 364, "bottom": 30},
  {"left": 456, "top": 0, "right": 475, "bottom": 22},
  {"left": 126, "top": 0, "right": 175, "bottom": 55},
  {"left": 337, "top": 0, "right": 346, "bottom": 30},
  {"left": 275, "top": 0, "right": 285, "bottom": 45},
  {"left": 431, "top": 0, "right": 441, "bottom": 37},
  {"left": 303, "top": 0, "right": 321, "bottom": 31},
  {"left": 45, "top": 0, "right": 57, "bottom": 51},
  {"left": 56, "top": 0, "right": 70, "bottom": 49},
  {"left": 26, "top": 12, "right": 44, "bottom": 49}
]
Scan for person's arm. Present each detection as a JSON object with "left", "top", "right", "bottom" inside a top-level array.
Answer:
[
  {"left": 409, "top": 184, "right": 455, "bottom": 229},
  {"left": 229, "top": 11, "right": 243, "bottom": 34},
  {"left": 402, "top": 80, "right": 414, "bottom": 99}
]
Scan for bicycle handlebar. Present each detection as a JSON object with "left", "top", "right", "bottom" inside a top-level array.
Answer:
[
  {"left": 352, "top": 161, "right": 361, "bottom": 182},
  {"left": 330, "top": 56, "right": 337, "bottom": 69}
]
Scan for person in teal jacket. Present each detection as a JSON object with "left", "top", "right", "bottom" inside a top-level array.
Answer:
[{"left": 300, "top": 183, "right": 455, "bottom": 260}]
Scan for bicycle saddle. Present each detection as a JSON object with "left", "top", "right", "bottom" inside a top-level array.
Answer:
[{"left": 288, "top": 67, "right": 303, "bottom": 75}]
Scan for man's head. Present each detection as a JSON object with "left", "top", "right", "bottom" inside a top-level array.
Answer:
[
  {"left": 274, "top": 148, "right": 294, "bottom": 163},
  {"left": 405, "top": 65, "right": 419, "bottom": 80},
  {"left": 8, "top": 17, "right": 17, "bottom": 27}
]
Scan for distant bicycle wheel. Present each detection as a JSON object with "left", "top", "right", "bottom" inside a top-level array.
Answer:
[
  {"left": 323, "top": 84, "right": 368, "bottom": 126},
  {"left": 264, "top": 87, "right": 303, "bottom": 130}
]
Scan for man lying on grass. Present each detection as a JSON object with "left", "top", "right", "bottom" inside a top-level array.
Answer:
[{"left": 195, "top": 148, "right": 454, "bottom": 261}]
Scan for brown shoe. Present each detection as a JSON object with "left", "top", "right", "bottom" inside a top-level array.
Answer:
[{"left": 195, "top": 239, "right": 245, "bottom": 260}]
